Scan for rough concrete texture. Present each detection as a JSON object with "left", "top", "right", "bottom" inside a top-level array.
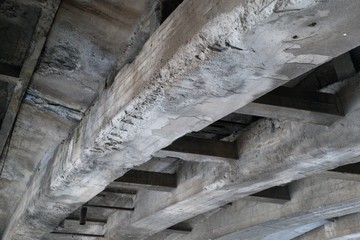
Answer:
[
  {"left": 0, "top": 0, "right": 62, "bottom": 164},
  {"left": 178, "top": 175, "right": 360, "bottom": 240},
  {"left": 259, "top": 221, "right": 328, "bottom": 240},
  {"left": 294, "top": 213, "right": 360, "bottom": 240},
  {"left": 30, "top": 0, "right": 152, "bottom": 112},
  {"left": 0, "top": 0, "right": 62, "bottom": 235},
  {"left": 0, "top": 103, "right": 75, "bottom": 234},
  {"left": 0, "top": 81, "right": 12, "bottom": 128},
  {"left": 140, "top": 70, "right": 360, "bottom": 239},
  {"left": 0, "top": 0, "right": 159, "bottom": 238},
  {"left": 106, "top": 161, "right": 230, "bottom": 239},
  {"left": 104, "top": 1, "right": 360, "bottom": 238},
  {"left": 104, "top": 73, "right": 360, "bottom": 238},
  {"left": 0, "top": 0, "right": 40, "bottom": 76},
  {"left": 3, "top": 0, "right": 360, "bottom": 239}
]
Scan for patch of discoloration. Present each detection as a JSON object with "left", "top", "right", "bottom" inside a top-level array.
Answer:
[
  {"left": 30, "top": 0, "right": 151, "bottom": 113},
  {"left": 37, "top": 44, "right": 81, "bottom": 74},
  {"left": 0, "top": 0, "right": 41, "bottom": 74},
  {"left": 24, "top": 93, "right": 84, "bottom": 122}
]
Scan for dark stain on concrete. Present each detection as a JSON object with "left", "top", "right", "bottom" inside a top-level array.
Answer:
[
  {"left": 0, "top": 0, "right": 41, "bottom": 76},
  {"left": 0, "top": 80, "right": 12, "bottom": 128},
  {"left": 37, "top": 44, "right": 81, "bottom": 74}
]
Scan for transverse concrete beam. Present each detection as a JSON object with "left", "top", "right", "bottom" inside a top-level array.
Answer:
[
  {"left": 319, "top": 162, "right": 360, "bottom": 182},
  {"left": 177, "top": 176, "right": 360, "bottom": 240},
  {"left": 111, "top": 170, "right": 177, "bottom": 192},
  {"left": 155, "top": 136, "right": 238, "bottom": 163},
  {"left": 294, "top": 213, "right": 360, "bottom": 240},
  {"left": 236, "top": 87, "right": 344, "bottom": 126},
  {"left": 245, "top": 186, "right": 291, "bottom": 205},
  {"left": 107, "top": 76, "right": 360, "bottom": 239}
]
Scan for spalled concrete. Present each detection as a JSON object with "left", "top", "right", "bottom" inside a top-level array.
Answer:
[
  {"left": 0, "top": 0, "right": 159, "bottom": 238},
  {"left": 2, "top": 0, "right": 360, "bottom": 239},
  {"left": 103, "top": 2, "right": 360, "bottom": 238},
  {"left": 30, "top": 0, "right": 152, "bottom": 112}
]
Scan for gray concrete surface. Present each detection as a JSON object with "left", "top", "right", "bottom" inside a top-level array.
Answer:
[{"left": 2, "top": 0, "right": 360, "bottom": 239}]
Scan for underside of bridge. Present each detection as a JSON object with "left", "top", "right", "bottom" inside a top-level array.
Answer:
[{"left": 2, "top": 0, "right": 360, "bottom": 239}]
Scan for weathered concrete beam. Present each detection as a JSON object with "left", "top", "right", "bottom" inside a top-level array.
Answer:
[
  {"left": 111, "top": 170, "right": 177, "bottom": 192},
  {"left": 330, "top": 162, "right": 360, "bottom": 175},
  {"left": 245, "top": 186, "right": 291, "bottom": 205},
  {"left": 290, "top": 61, "right": 338, "bottom": 92},
  {"left": 294, "top": 213, "right": 360, "bottom": 240},
  {"left": 261, "top": 221, "right": 328, "bottom": 240},
  {"left": 101, "top": 0, "right": 360, "bottom": 238},
  {"left": 333, "top": 52, "right": 356, "bottom": 81},
  {"left": 90, "top": 191, "right": 135, "bottom": 206},
  {"left": 0, "top": 0, "right": 61, "bottom": 162},
  {"left": 5, "top": 0, "right": 360, "bottom": 239},
  {"left": 106, "top": 161, "right": 230, "bottom": 239},
  {"left": 176, "top": 176, "right": 360, "bottom": 240},
  {"left": 52, "top": 218, "right": 105, "bottom": 236},
  {"left": 49, "top": 232, "right": 105, "bottom": 238},
  {"left": 106, "top": 75, "right": 360, "bottom": 239},
  {"left": 155, "top": 136, "right": 238, "bottom": 163},
  {"left": 83, "top": 204, "right": 134, "bottom": 212},
  {"left": 0, "top": 75, "right": 19, "bottom": 86},
  {"left": 102, "top": 188, "right": 137, "bottom": 196},
  {"left": 319, "top": 162, "right": 360, "bottom": 182},
  {"left": 164, "top": 226, "right": 192, "bottom": 235},
  {"left": 104, "top": 0, "right": 162, "bottom": 88},
  {"left": 65, "top": 216, "right": 107, "bottom": 224},
  {"left": 236, "top": 87, "right": 344, "bottom": 125}
]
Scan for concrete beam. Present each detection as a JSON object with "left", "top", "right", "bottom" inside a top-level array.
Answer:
[
  {"left": 155, "top": 136, "right": 238, "bottom": 163},
  {"left": 333, "top": 52, "right": 356, "bottom": 81},
  {"left": 83, "top": 204, "right": 134, "bottom": 212},
  {"left": 261, "top": 221, "right": 328, "bottom": 240},
  {"left": 106, "top": 161, "right": 230, "bottom": 239},
  {"left": 0, "top": 0, "right": 61, "bottom": 162},
  {"left": 111, "top": 170, "right": 177, "bottom": 192},
  {"left": 319, "top": 162, "right": 360, "bottom": 182},
  {"left": 65, "top": 216, "right": 107, "bottom": 224},
  {"left": 290, "top": 61, "right": 339, "bottom": 92},
  {"left": 89, "top": 191, "right": 135, "bottom": 207},
  {"left": 176, "top": 176, "right": 360, "bottom": 240},
  {"left": 52, "top": 218, "right": 105, "bottom": 236},
  {"left": 245, "top": 186, "right": 291, "bottom": 205},
  {"left": 236, "top": 87, "right": 344, "bottom": 125},
  {"left": 164, "top": 226, "right": 192, "bottom": 235},
  {"left": 101, "top": 0, "right": 360, "bottom": 237},
  {"left": 294, "top": 213, "right": 360, "bottom": 240},
  {"left": 106, "top": 74, "right": 360, "bottom": 239},
  {"left": 49, "top": 232, "right": 105, "bottom": 238},
  {"left": 330, "top": 162, "right": 360, "bottom": 175},
  {"left": 6, "top": 0, "right": 360, "bottom": 239}
]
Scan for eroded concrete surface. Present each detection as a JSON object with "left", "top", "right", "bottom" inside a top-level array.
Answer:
[
  {"left": 1, "top": 0, "right": 360, "bottom": 239},
  {"left": 0, "top": 0, "right": 159, "bottom": 236}
]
